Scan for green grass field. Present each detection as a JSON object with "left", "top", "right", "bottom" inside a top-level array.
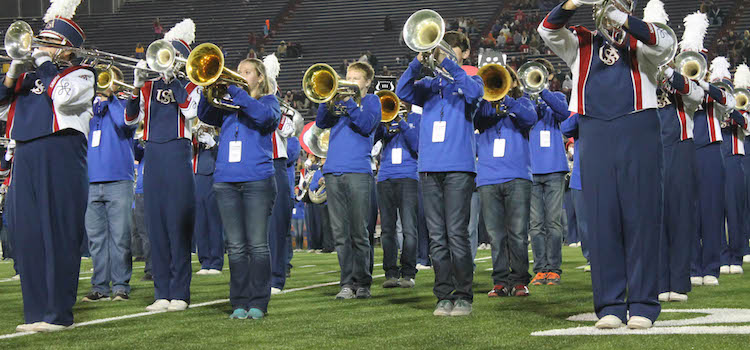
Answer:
[{"left": 0, "top": 246, "right": 748, "bottom": 349}]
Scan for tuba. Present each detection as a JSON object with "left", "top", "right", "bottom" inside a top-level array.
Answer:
[
  {"left": 186, "top": 43, "right": 250, "bottom": 110},
  {"left": 735, "top": 88, "right": 750, "bottom": 111},
  {"left": 478, "top": 63, "right": 513, "bottom": 104},
  {"left": 517, "top": 61, "right": 549, "bottom": 98},
  {"left": 302, "top": 63, "right": 360, "bottom": 105},
  {"left": 308, "top": 172, "right": 327, "bottom": 204},
  {"left": 303, "top": 124, "right": 330, "bottom": 158},
  {"left": 402, "top": 9, "right": 459, "bottom": 81},
  {"left": 376, "top": 90, "right": 407, "bottom": 123},
  {"left": 675, "top": 51, "right": 708, "bottom": 81}
]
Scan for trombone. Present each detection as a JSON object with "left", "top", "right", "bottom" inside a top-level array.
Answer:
[
  {"left": 302, "top": 63, "right": 361, "bottom": 113},
  {"left": 402, "top": 9, "right": 459, "bottom": 81},
  {"left": 184, "top": 42, "right": 250, "bottom": 111},
  {"left": 376, "top": 90, "right": 407, "bottom": 123}
]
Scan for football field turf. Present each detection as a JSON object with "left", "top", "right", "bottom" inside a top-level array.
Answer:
[{"left": 0, "top": 246, "right": 748, "bottom": 349}]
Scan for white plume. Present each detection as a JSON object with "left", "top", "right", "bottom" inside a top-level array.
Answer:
[
  {"left": 709, "top": 56, "right": 731, "bottom": 82},
  {"left": 734, "top": 64, "right": 750, "bottom": 89},
  {"left": 164, "top": 19, "right": 196, "bottom": 45},
  {"left": 43, "top": 0, "right": 83, "bottom": 22},
  {"left": 263, "top": 53, "right": 280, "bottom": 93},
  {"left": 679, "top": 12, "right": 709, "bottom": 52},
  {"left": 643, "top": 0, "right": 669, "bottom": 24}
]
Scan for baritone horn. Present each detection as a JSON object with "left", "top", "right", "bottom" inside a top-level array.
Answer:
[
  {"left": 675, "top": 51, "right": 708, "bottom": 81},
  {"left": 376, "top": 90, "right": 407, "bottom": 123},
  {"left": 517, "top": 61, "right": 549, "bottom": 97},
  {"left": 735, "top": 88, "right": 750, "bottom": 111},
  {"left": 402, "top": 9, "right": 459, "bottom": 80},
  {"left": 186, "top": 43, "right": 249, "bottom": 110},
  {"left": 302, "top": 63, "right": 360, "bottom": 105},
  {"left": 95, "top": 65, "right": 135, "bottom": 93},
  {"left": 478, "top": 63, "right": 513, "bottom": 103}
]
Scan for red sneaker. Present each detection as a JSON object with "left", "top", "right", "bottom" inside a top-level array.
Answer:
[
  {"left": 487, "top": 285, "right": 510, "bottom": 297},
  {"left": 512, "top": 284, "right": 530, "bottom": 297}
]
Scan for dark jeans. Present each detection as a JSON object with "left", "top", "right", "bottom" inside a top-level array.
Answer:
[
  {"left": 416, "top": 185, "right": 431, "bottom": 266},
  {"left": 420, "top": 172, "right": 475, "bottom": 303},
  {"left": 213, "top": 177, "right": 276, "bottom": 312},
  {"left": 325, "top": 173, "right": 374, "bottom": 289},
  {"left": 133, "top": 193, "right": 151, "bottom": 274},
  {"left": 377, "top": 178, "right": 419, "bottom": 279},
  {"left": 479, "top": 179, "right": 532, "bottom": 286},
  {"left": 529, "top": 172, "right": 565, "bottom": 274}
]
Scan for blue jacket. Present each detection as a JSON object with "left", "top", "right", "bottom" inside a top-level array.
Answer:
[
  {"left": 396, "top": 57, "right": 484, "bottom": 173},
  {"left": 560, "top": 113, "right": 581, "bottom": 190},
  {"left": 529, "top": 89, "right": 569, "bottom": 175},
  {"left": 197, "top": 86, "right": 280, "bottom": 183},
  {"left": 376, "top": 112, "right": 420, "bottom": 182},
  {"left": 88, "top": 96, "right": 137, "bottom": 182},
  {"left": 134, "top": 142, "right": 145, "bottom": 193},
  {"left": 475, "top": 96, "right": 536, "bottom": 187},
  {"left": 292, "top": 200, "right": 305, "bottom": 219},
  {"left": 315, "top": 94, "right": 380, "bottom": 175},
  {"left": 287, "top": 136, "right": 301, "bottom": 199}
]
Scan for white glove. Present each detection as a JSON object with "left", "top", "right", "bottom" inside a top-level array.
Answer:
[
  {"left": 197, "top": 132, "right": 216, "bottom": 148},
  {"left": 697, "top": 80, "right": 710, "bottom": 92},
  {"left": 571, "top": 0, "right": 603, "bottom": 7},
  {"left": 604, "top": 4, "right": 628, "bottom": 27},
  {"left": 6, "top": 60, "right": 27, "bottom": 79},
  {"left": 161, "top": 66, "right": 176, "bottom": 82},
  {"left": 133, "top": 60, "right": 149, "bottom": 88},
  {"left": 32, "top": 49, "right": 52, "bottom": 68},
  {"left": 663, "top": 67, "right": 675, "bottom": 79}
]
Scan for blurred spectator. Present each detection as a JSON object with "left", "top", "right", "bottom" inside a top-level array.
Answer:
[
  {"left": 248, "top": 32, "right": 257, "bottom": 50},
  {"left": 384, "top": 15, "right": 393, "bottom": 32},
  {"left": 153, "top": 18, "right": 163, "bottom": 40},
  {"left": 382, "top": 66, "right": 393, "bottom": 77},
  {"left": 263, "top": 19, "right": 271, "bottom": 39},
  {"left": 134, "top": 43, "right": 145, "bottom": 60},
  {"left": 278, "top": 41, "right": 288, "bottom": 58}
]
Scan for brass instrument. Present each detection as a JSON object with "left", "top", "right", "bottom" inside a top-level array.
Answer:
[
  {"left": 713, "top": 81, "right": 734, "bottom": 97},
  {"left": 675, "top": 51, "right": 708, "bottom": 81},
  {"left": 185, "top": 42, "right": 249, "bottom": 110},
  {"left": 735, "top": 88, "right": 750, "bottom": 111},
  {"left": 302, "top": 63, "right": 360, "bottom": 105},
  {"left": 146, "top": 39, "right": 187, "bottom": 74},
  {"left": 134, "top": 121, "right": 144, "bottom": 140},
  {"left": 517, "top": 61, "right": 549, "bottom": 98},
  {"left": 593, "top": 0, "right": 636, "bottom": 46},
  {"left": 477, "top": 63, "right": 513, "bottom": 104},
  {"left": 95, "top": 65, "right": 135, "bottom": 94},
  {"left": 302, "top": 124, "right": 330, "bottom": 158},
  {"left": 309, "top": 173, "right": 327, "bottom": 204},
  {"left": 191, "top": 119, "right": 218, "bottom": 138},
  {"left": 376, "top": 90, "right": 407, "bottom": 123},
  {"left": 402, "top": 9, "right": 459, "bottom": 81}
]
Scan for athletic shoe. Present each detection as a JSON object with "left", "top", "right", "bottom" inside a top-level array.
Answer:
[
  {"left": 271, "top": 287, "right": 282, "bottom": 295},
  {"left": 669, "top": 292, "right": 688, "bottom": 302},
  {"left": 595, "top": 315, "right": 623, "bottom": 329},
  {"left": 81, "top": 291, "right": 109, "bottom": 302},
  {"left": 690, "top": 276, "right": 703, "bottom": 286},
  {"left": 658, "top": 292, "right": 670, "bottom": 302},
  {"left": 15, "top": 322, "right": 41, "bottom": 333},
  {"left": 433, "top": 300, "right": 453, "bottom": 316},
  {"left": 140, "top": 273, "right": 153, "bottom": 281},
  {"left": 487, "top": 285, "right": 510, "bottom": 297},
  {"left": 10, "top": 274, "right": 20, "bottom": 281},
  {"left": 744, "top": 255, "right": 750, "bottom": 263},
  {"left": 627, "top": 316, "right": 653, "bottom": 329},
  {"left": 729, "top": 265, "right": 744, "bottom": 274},
  {"left": 335, "top": 287, "right": 356, "bottom": 300},
  {"left": 512, "top": 285, "right": 530, "bottom": 297},
  {"left": 568, "top": 243, "right": 577, "bottom": 247},
  {"left": 382, "top": 278, "right": 400, "bottom": 288},
  {"left": 399, "top": 278, "right": 415, "bottom": 288},
  {"left": 703, "top": 275, "right": 719, "bottom": 286},
  {"left": 167, "top": 299, "right": 189, "bottom": 311},
  {"left": 416, "top": 264, "right": 432, "bottom": 270},
  {"left": 546, "top": 272, "right": 561, "bottom": 285},
  {"left": 248, "top": 308, "right": 264, "bottom": 320},
  {"left": 450, "top": 299, "right": 472, "bottom": 316},
  {"left": 206, "top": 269, "right": 222, "bottom": 275},
  {"left": 355, "top": 287, "right": 371, "bottom": 299},
  {"left": 229, "top": 308, "right": 248, "bottom": 319},
  {"left": 583, "top": 265, "right": 591, "bottom": 273},
  {"left": 146, "top": 299, "right": 170, "bottom": 311},
  {"left": 530, "top": 272, "right": 548, "bottom": 285},
  {"left": 32, "top": 322, "right": 67, "bottom": 332},
  {"left": 720, "top": 265, "right": 730, "bottom": 274},
  {"left": 196, "top": 269, "right": 209, "bottom": 275},
  {"left": 112, "top": 291, "right": 129, "bottom": 301}
]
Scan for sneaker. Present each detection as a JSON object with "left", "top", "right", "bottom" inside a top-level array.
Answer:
[
  {"left": 416, "top": 264, "right": 432, "bottom": 270},
  {"left": 335, "top": 287, "right": 356, "bottom": 300},
  {"left": 512, "top": 285, "right": 530, "bottom": 297},
  {"left": 703, "top": 275, "right": 719, "bottom": 286},
  {"left": 568, "top": 243, "right": 577, "bottom": 247},
  {"left": 10, "top": 274, "right": 20, "bottom": 281},
  {"left": 382, "top": 278, "right": 400, "bottom": 288},
  {"left": 720, "top": 265, "right": 730, "bottom": 274},
  {"left": 81, "top": 291, "right": 109, "bottom": 302},
  {"left": 595, "top": 315, "right": 624, "bottom": 329},
  {"left": 229, "top": 308, "right": 248, "bottom": 319},
  {"left": 450, "top": 299, "right": 472, "bottom": 316},
  {"left": 32, "top": 322, "right": 68, "bottom": 333},
  {"left": 355, "top": 287, "right": 371, "bottom": 299},
  {"left": 167, "top": 299, "right": 189, "bottom": 311},
  {"left": 196, "top": 269, "right": 209, "bottom": 275},
  {"left": 146, "top": 299, "right": 170, "bottom": 311},
  {"left": 546, "top": 272, "right": 561, "bottom": 285},
  {"left": 134, "top": 256, "right": 145, "bottom": 262},
  {"left": 271, "top": 287, "right": 282, "bottom": 295},
  {"left": 530, "top": 272, "right": 548, "bottom": 286},
  {"left": 669, "top": 292, "right": 688, "bottom": 302},
  {"left": 658, "top": 292, "right": 670, "bottom": 302},
  {"left": 15, "top": 322, "right": 41, "bottom": 333},
  {"left": 690, "top": 276, "right": 703, "bottom": 286},
  {"left": 729, "top": 265, "right": 744, "bottom": 274},
  {"left": 744, "top": 255, "right": 750, "bottom": 263},
  {"left": 247, "top": 308, "right": 264, "bottom": 320},
  {"left": 206, "top": 269, "right": 222, "bottom": 275},
  {"left": 399, "top": 278, "right": 415, "bottom": 288},
  {"left": 627, "top": 316, "right": 653, "bottom": 329},
  {"left": 433, "top": 300, "right": 453, "bottom": 316},
  {"left": 112, "top": 291, "right": 129, "bottom": 301},
  {"left": 487, "top": 285, "right": 510, "bottom": 297},
  {"left": 583, "top": 265, "right": 591, "bottom": 273}
]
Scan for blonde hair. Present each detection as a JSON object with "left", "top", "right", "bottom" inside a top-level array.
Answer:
[{"left": 238, "top": 58, "right": 272, "bottom": 97}]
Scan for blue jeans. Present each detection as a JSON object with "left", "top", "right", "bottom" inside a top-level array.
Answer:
[
  {"left": 529, "top": 172, "right": 565, "bottom": 274},
  {"left": 86, "top": 180, "right": 134, "bottom": 294},
  {"left": 479, "top": 179, "right": 532, "bottom": 286},
  {"left": 468, "top": 191, "right": 480, "bottom": 262},
  {"left": 377, "top": 178, "right": 419, "bottom": 279},
  {"left": 214, "top": 177, "right": 276, "bottom": 312}
]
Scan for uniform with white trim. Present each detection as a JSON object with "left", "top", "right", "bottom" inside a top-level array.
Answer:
[
  {"left": 720, "top": 109, "right": 749, "bottom": 269},
  {"left": 192, "top": 131, "right": 224, "bottom": 273},
  {"left": 268, "top": 113, "right": 294, "bottom": 291}
]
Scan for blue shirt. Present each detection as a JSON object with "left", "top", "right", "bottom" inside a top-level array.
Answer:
[
  {"left": 315, "top": 94, "right": 380, "bottom": 175},
  {"left": 561, "top": 113, "right": 581, "bottom": 190},
  {"left": 197, "top": 87, "right": 280, "bottom": 183},
  {"left": 292, "top": 200, "right": 305, "bottom": 219},
  {"left": 134, "top": 142, "right": 145, "bottom": 193},
  {"left": 287, "top": 137, "right": 301, "bottom": 199},
  {"left": 529, "top": 90, "right": 569, "bottom": 175},
  {"left": 376, "top": 112, "right": 420, "bottom": 182},
  {"left": 396, "top": 57, "right": 484, "bottom": 173},
  {"left": 88, "top": 96, "right": 137, "bottom": 182}
]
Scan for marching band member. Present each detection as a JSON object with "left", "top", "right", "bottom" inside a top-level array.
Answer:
[
  {"left": 1, "top": 0, "right": 94, "bottom": 332},
  {"left": 125, "top": 19, "right": 201, "bottom": 312},
  {"left": 560, "top": 114, "right": 590, "bottom": 271},
  {"left": 475, "top": 84, "right": 536, "bottom": 298},
  {"left": 690, "top": 55, "right": 737, "bottom": 286},
  {"left": 133, "top": 140, "right": 152, "bottom": 281},
  {"left": 83, "top": 66, "right": 137, "bottom": 302},
  {"left": 285, "top": 126, "right": 302, "bottom": 275},
  {"left": 539, "top": 0, "right": 675, "bottom": 329},
  {"left": 192, "top": 126, "right": 223, "bottom": 276},
  {"left": 315, "top": 61, "right": 380, "bottom": 300},
  {"left": 197, "top": 58, "right": 280, "bottom": 320},
  {"left": 375, "top": 102, "right": 421, "bottom": 289},
  {"left": 396, "top": 31, "right": 483, "bottom": 316}
]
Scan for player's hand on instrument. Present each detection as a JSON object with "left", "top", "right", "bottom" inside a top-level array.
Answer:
[
  {"left": 197, "top": 132, "right": 216, "bottom": 147},
  {"left": 31, "top": 49, "right": 52, "bottom": 68},
  {"left": 603, "top": 3, "right": 628, "bottom": 27},
  {"left": 6, "top": 59, "right": 27, "bottom": 79},
  {"left": 133, "top": 60, "right": 149, "bottom": 88},
  {"left": 570, "top": 0, "right": 604, "bottom": 7},
  {"left": 162, "top": 66, "right": 176, "bottom": 82},
  {"left": 434, "top": 49, "right": 447, "bottom": 65}
]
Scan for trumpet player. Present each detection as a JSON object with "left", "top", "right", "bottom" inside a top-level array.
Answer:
[
  {"left": 539, "top": 0, "right": 676, "bottom": 329},
  {"left": 396, "top": 31, "right": 483, "bottom": 316},
  {"left": 0, "top": 0, "right": 94, "bottom": 332},
  {"left": 125, "top": 19, "right": 201, "bottom": 313},
  {"left": 315, "top": 61, "right": 380, "bottom": 300},
  {"left": 196, "top": 57, "right": 280, "bottom": 320},
  {"left": 82, "top": 66, "right": 137, "bottom": 303}
]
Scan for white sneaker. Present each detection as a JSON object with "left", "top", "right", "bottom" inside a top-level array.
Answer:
[
  {"left": 627, "top": 316, "right": 653, "bottom": 329},
  {"left": 568, "top": 243, "right": 577, "bottom": 247},
  {"left": 658, "top": 292, "right": 670, "bottom": 302},
  {"left": 584, "top": 265, "right": 591, "bottom": 272},
  {"left": 196, "top": 269, "right": 209, "bottom": 275},
  {"left": 32, "top": 322, "right": 68, "bottom": 332},
  {"left": 669, "top": 292, "right": 688, "bottom": 302},
  {"left": 10, "top": 274, "right": 20, "bottom": 281},
  {"left": 167, "top": 299, "right": 189, "bottom": 312},
  {"left": 15, "top": 322, "right": 41, "bottom": 333},
  {"left": 729, "top": 265, "right": 744, "bottom": 274},
  {"left": 703, "top": 275, "right": 719, "bottom": 286},
  {"left": 744, "top": 255, "right": 750, "bottom": 263},
  {"left": 720, "top": 265, "right": 730, "bottom": 274},
  {"left": 206, "top": 269, "right": 221, "bottom": 275},
  {"left": 690, "top": 276, "right": 703, "bottom": 286},
  {"left": 271, "top": 287, "right": 282, "bottom": 295},
  {"left": 595, "top": 315, "right": 623, "bottom": 329},
  {"left": 416, "top": 264, "right": 432, "bottom": 270},
  {"left": 146, "top": 299, "right": 170, "bottom": 312}
]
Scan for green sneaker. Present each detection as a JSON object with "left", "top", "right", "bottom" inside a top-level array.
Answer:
[
  {"left": 433, "top": 300, "right": 453, "bottom": 317},
  {"left": 248, "top": 308, "right": 264, "bottom": 320},
  {"left": 450, "top": 299, "right": 472, "bottom": 316},
  {"left": 229, "top": 308, "right": 248, "bottom": 319}
]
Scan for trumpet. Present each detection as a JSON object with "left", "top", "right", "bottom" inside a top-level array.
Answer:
[
  {"left": 734, "top": 88, "right": 750, "bottom": 111},
  {"left": 302, "top": 63, "right": 361, "bottom": 112},
  {"left": 376, "top": 90, "right": 407, "bottom": 123},
  {"left": 95, "top": 65, "right": 135, "bottom": 94},
  {"left": 675, "top": 51, "right": 708, "bottom": 81},
  {"left": 403, "top": 9, "right": 459, "bottom": 81},
  {"left": 185, "top": 42, "right": 250, "bottom": 110},
  {"left": 478, "top": 63, "right": 513, "bottom": 105},
  {"left": 191, "top": 119, "right": 218, "bottom": 138},
  {"left": 517, "top": 61, "right": 549, "bottom": 99}
]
